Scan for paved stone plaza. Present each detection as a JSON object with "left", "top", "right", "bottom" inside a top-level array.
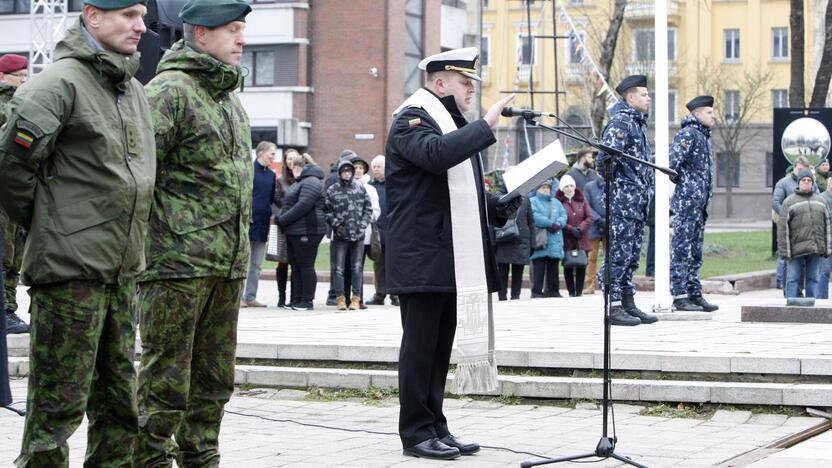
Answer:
[{"left": 4, "top": 282, "right": 832, "bottom": 466}]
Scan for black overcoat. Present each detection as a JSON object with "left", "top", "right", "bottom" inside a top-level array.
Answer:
[
  {"left": 384, "top": 91, "right": 503, "bottom": 294},
  {"left": 495, "top": 196, "right": 533, "bottom": 265}
]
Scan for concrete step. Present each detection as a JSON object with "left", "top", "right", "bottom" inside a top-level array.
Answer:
[
  {"left": 9, "top": 335, "right": 832, "bottom": 377},
  {"left": 7, "top": 358, "right": 832, "bottom": 406}
]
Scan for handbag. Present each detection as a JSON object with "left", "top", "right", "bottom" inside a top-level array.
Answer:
[
  {"left": 266, "top": 224, "right": 288, "bottom": 263},
  {"left": 495, "top": 219, "right": 520, "bottom": 243},
  {"left": 532, "top": 199, "right": 554, "bottom": 250},
  {"left": 368, "top": 222, "right": 383, "bottom": 261},
  {"left": 563, "top": 248, "right": 588, "bottom": 268}
]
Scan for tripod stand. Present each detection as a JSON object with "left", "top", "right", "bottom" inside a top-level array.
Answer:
[{"left": 517, "top": 114, "right": 676, "bottom": 468}]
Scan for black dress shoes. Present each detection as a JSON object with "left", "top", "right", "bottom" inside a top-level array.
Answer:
[
  {"left": 403, "top": 437, "right": 461, "bottom": 460},
  {"left": 439, "top": 434, "right": 480, "bottom": 455}
]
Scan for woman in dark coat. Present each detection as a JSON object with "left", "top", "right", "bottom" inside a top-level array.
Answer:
[
  {"left": 556, "top": 175, "right": 593, "bottom": 297},
  {"left": 273, "top": 149, "right": 301, "bottom": 308},
  {"left": 276, "top": 156, "right": 327, "bottom": 310},
  {"left": 495, "top": 196, "right": 533, "bottom": 300}
]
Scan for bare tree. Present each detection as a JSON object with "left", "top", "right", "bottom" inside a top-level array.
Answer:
[
  {"left": 810, "top": 0, "right": 832, "bottom": 107},
  {"left": 698, "top": 62, "right": 774, "bottom": 218},
  {"left": 590, "top": 0, "right": 628, "bottom": 136},
  {"left": 789, "top": 0, "right": 806, "bottom": 107}
]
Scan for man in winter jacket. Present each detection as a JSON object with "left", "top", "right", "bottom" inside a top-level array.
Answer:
[
  {"left": 365, "top": 155, "right": 400, "bottom": 306},
  {"left": 583, "top": 170, "right": 606, "bottom": 294},
  {"left": 325, "top": 160, "right": 373, "bottom": 310},
  {"left": 669, "top": 96, "right": 719, "bottom": 312},
  {"left": 772, "top": 156, "right": 817, "bottom": 289},
  {"left": 0, "top": 1, "right": 156, "bottom": 464},
  {"left": 242, "top": 141, "right": 278, "bottom": 308},
  {"left": 135, "top": 0, "right": 253, "bottom": 465},
  {"left": 778, "top": 169, "right": 832, "bottom": 298}
]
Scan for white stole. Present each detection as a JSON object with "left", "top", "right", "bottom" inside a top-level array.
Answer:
[{"left": 394, "top": 88, "right": 498, "bottom": 393}]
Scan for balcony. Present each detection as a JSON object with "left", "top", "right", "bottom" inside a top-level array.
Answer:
[{"left": 625, "top": 0, "right": 679, "bottom": 20}]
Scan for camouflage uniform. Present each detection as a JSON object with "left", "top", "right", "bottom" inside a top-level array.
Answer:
[
  {"left": 596, "top": 101, "right": 655, "bottom": 303},
  {"left": 0, "top": 81, "right": 26, "bottom": 315},
  {"left": 0, "top": 18, "right": 155, "bottom": 467},
  {"left": 669, "top": 114, "right": 713, "bottom": 298},
  {"left": 136, "top": 40, "right": 252, "bottom": 467}
]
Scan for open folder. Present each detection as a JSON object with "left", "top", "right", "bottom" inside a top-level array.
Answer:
[{"left": 499, "top": 139, "right": 569, "bottom": 202}]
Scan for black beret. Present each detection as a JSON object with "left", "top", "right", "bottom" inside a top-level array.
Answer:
[
  {"left": 180, "top": 0, "right": 251, "bottom": 28},
  {"left": 615, "top": 75, "right": 648, "bottom": 95},
  {"left": 84, "top": 0, "right": 146, "bottom": 9},
  {"left": 686, "top": 95, "right": 714, "bottom": 111}
]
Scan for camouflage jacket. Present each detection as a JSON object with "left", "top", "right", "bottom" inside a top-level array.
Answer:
[
  {"left": 596, "top": 101, "right": 655, "bottom": 190},
  {"left": 325, "top": 164, "right": 372, "bottom": 242},
  {"left": 141, "top": 41, "right": 252, "bottom": 281},
  {"left": 0, "top": 81, "right": 13, "bottom": 127},
  {"left": 0, "top": 18, "right": 155, "bottom": 286},
  {"left": 669, "top": 114, "right": 713, "bottom": 215}
]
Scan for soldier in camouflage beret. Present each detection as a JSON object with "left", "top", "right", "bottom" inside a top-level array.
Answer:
[
  {"left": 0, "top": 0, "right": 155, "bottom": 465},
  {"left": 134, "top": 0, "right": 252, "bottom": 465},
  {"left": 596, "top": 75, "right": 658, "bottom": 326},
  {"left": 669, "top": 96, "right": 719, "bottom": 312}
]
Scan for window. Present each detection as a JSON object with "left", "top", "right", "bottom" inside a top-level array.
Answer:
[
  {"left": 481, "top": 36, "right": 490, "bottom": 67},
  {"left": 518, "top": 34, "right": 535, "bottom": 65},
  {"left": 482, "top": 0, "right": 489, "bottom": 8},
  {"left": 668, "top": 89, "right": 677, "bottom": 123},
  {"left": 404, "top": 0, "right": 424, "bottom": 98},
  {"left": 724, "top": 29, "right": 740, "bottom": 61},
  {"left": 242, "top": 45, "right": 299, "bottom": 87},
  {"left": 569, "top": 0, "right": 585, "bottom": 5},
  {"left": 0, "top": 0, "right": 30, "bottom": 14},
  {"left": 772, "top": 27, "right": 788, "bottom": 59},
  {"left": 765, "top": 152, "right": 774, "bottom": 188},
  {"left": 567, "top": 31, "right": 586, "bottom": 64},
  {"left": 772, "top": 89, "right": 788, "bottom": 109},
  {"left": 633, "top": 28, "right": 677, "bottom": 62},
  {"left": 716, "top": 152, "right": 740, "bottom": 188},
  {"left": 724, "top": 90, "right": 740, "bottom": 122}
]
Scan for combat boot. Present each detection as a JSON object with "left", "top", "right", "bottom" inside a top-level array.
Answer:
[
  {"left": 6, "top": 312, "right": 29, "bottom": 334},
  {"left": 349, "top": 295, "right": 361, "bottom": 310},
  {"left": 689, "top": 295, "right": 719, "bottom": 312},
  {"left": 622, "top": 295, "right": 658, "bottom": 324},
  {"left": 672, "top": 297, "right": 704, "bottom": 312},
  {"left": 336, "top": 295, "right": 348, "bottom": 311},
  {"left": 610, "top": 305, "right": 641, "bottom": 326}
]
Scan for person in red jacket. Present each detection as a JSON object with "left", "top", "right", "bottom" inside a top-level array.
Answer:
[{"left": 556, "top": 175, "right": 593, "bottom": 296}]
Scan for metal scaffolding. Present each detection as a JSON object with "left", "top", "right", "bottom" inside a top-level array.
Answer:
[{"left": 29, "top": 0, "right": 69, "bottom": 75}]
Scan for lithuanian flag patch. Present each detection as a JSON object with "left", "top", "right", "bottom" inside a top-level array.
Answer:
[
  {"left": 408, "top": 117, "right": 421, "bottom": 127},
  {"left": 14, "top": 130, "right": 34, "bottom": 149}
]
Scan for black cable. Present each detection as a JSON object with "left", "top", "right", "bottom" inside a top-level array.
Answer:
[{"left": 224, "top": 409, "right": 556, "bottom": 459}]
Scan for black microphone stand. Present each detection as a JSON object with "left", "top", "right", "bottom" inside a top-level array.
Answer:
[{"left": 518, "top": 115, "right": 675, "bottom": 468}]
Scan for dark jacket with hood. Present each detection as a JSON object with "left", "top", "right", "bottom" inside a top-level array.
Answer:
[
  {"left": 278, "top": 164, "right": 326, "bottom": 237},
  {"left": 495, "top": 196, "right": 533, "bottom": 265},
  {"left": 324, "top": 160, "right": 372, "bottom": 242}
]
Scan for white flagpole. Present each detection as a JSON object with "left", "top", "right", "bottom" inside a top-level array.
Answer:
[{"left": 654, "top": 0, "right": 672, "bottom": 311}]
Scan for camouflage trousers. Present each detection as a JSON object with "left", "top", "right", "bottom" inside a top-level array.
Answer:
[
  {"left": 598, "top": 214, "right": 645, "bottom": 302},
  {"left": 1, "top": 209, "right": 26, "bottom": 312},
  {"left": 135, "top": 277, "right": 243, "bottom": 467},
  {"left": 670, "top": 208, "right": 706, "bottom": 297},
  {"left": 16, "top": 280, "right": 139, "bottom": 468}
]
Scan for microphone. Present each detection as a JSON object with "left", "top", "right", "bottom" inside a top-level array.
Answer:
[{"left": 500, "top": 107, "right": 556, "bottom": 118}]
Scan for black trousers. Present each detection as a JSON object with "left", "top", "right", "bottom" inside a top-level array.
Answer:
[
  {"left": 564, "top": 266, "right": 586, "bottom": 296},
  {"left": 532, "top": 257, "right": 560, "bottom": 295},
  {"left": 0, "top": 227, "right": 10, "bottom": 406},
  {"left": 286, "top": 234, "right": 323, "bottom": 303},
  {"left": 498, "top": 263, "right": 525, "bottom": 300},
  {"left": 398, "top": 292, "right": 456, "bottom": 448}
]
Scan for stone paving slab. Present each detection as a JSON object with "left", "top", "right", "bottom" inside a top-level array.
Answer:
[{"left": 1, "top": 378, "right": 828, "bottom": 468}]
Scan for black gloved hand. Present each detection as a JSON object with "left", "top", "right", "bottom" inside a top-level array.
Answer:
[
  {"left": 597, "top": 218, "right": 607, "bottom": 230},
  {"left": 549, "top": 223, "right": 561, "bottom": 233},
  {"left": 336, "top": 226, "right": 348, "bottom": 239},
  {"left": 570, "top": 227, "right": 581, "bottom": 238},
  {"left": 496, "top": 195, "right": 523, "bottom": 220},
  {"left": 668, "top": 171, "right": 679, "bottom": 184}
]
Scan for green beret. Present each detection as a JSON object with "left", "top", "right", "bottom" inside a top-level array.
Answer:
[
  {"left": 83, "top": 0, "right": 146, "bottom": 9},
  {"left": 180, "top": 0, "right": 252, "bottom": 28}
]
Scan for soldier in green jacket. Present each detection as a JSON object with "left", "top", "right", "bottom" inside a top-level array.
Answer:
[
  {"left": 0, "top": 1, "right": 155, "bottom": 465},
  {"left": 135, "top": 0, "right": 252, "bottom": 465},
  {"left": 0, "top": 53, "right": 30, "bottom": 335}
]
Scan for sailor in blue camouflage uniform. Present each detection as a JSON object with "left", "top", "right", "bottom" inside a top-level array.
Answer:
[
  {"left": 669, "top": 96, "right": 720, "bottom": 312},
  {"left": 596, "top": 75, "right": 658, "bottom": 326}
]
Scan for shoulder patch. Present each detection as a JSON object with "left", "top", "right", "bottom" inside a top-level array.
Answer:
[
  {"left": 680, "top": 141, "right": 689, "bottom": 150},
  {"left": 408, "top": 117, "right": 422, "bottom": 127},
  {"left": 616, "top": 132, "right": 625, "bottom": 140}
]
